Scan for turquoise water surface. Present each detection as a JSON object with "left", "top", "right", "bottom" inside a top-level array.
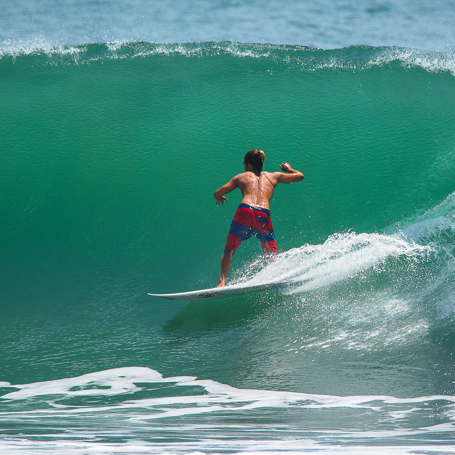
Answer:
[{"left": 2, "top": 1, "right": 455, "bottom": 453}]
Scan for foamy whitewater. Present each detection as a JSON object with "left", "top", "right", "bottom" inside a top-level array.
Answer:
[{"left": 1, "top": 1, "right": 455, "bottom": 454}]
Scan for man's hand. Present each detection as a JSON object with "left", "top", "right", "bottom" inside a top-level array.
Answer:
[
  {"left": 279, "top": 162, "right": 292, "bottom": 173},
  {"left": 216, "top": 196, "right": 228, "bottom": 205}
]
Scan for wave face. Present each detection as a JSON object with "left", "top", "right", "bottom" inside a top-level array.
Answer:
[{"left": 1, "top": 42, "right": 455, "bottom": 452}]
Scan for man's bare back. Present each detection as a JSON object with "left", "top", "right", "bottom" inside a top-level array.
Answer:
[
  {"left": 232, "top": 171, "right": 276, "bottom": 209},
  {"left": 214, "top": 163, "right": 303, "bottom": 210}
]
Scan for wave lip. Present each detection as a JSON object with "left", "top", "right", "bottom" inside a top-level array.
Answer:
[{"left": 1, "top": 40, "right": 455, "bottom": 75}]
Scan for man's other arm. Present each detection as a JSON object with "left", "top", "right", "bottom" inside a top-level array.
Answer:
[
  {"left": 214, "top": 176, "right": 239, "bottom": 205},
  {"left": 275, "top": 162, "right": 304, "bottom": 183}
]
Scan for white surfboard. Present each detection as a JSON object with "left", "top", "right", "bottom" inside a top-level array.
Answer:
[{"left": 148, "top": 278, "right": 305, "bottom": 302}]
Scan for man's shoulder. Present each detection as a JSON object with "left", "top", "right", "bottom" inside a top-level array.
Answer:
[
  {"left": 234, "top": 172, "right": 251, "bottom": 181},
  {"left": 262, "top": 170, "right": 281, "bottom": 182},
  {"left": 228, "top": 172, "right": 249, "bottom": 187}
]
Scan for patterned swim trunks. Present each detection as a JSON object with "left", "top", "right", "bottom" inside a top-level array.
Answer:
[{"left": 225, "top": 203, "right": 277, "bottom": 254}]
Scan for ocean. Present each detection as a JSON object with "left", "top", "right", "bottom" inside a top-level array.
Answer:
[{"left": 1, "top": 1, "right": 455, "bottom": 454}]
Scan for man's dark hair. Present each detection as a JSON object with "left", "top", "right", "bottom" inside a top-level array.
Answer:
[{"left": 244, "top": 149, "right": 265, "bottom": 171}]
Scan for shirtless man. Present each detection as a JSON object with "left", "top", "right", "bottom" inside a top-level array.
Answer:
[{"left": 214, "top": 150, "right": 304, "bottom": 287}]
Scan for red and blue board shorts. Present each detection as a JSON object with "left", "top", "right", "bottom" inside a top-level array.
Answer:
[{"left": 225, "top": 203, "right": 277, "bottom": 254}]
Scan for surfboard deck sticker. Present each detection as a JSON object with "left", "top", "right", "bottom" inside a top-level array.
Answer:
[{"left": 148, "top": 279, "right": 306, "bottom": 302}]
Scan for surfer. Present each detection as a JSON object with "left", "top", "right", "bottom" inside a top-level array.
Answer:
[{"left": 214, "top": 150, "right": 304, "bottom": 287}]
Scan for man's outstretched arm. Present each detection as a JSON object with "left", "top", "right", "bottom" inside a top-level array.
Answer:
[
  {"left": 276, "top": 162, "right": 304, "bottom": 183},
  {"left": 214, "top": 177, "right": 238, "bottom": 205}
]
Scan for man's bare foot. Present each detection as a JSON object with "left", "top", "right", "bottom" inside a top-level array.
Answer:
[{"left": 215, "top": 281, "right": 225, "bottom": 288}]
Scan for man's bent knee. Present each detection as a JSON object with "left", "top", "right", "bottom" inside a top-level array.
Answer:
[{"left": 223, "top": 248, "right": 235, "bottom": 258}]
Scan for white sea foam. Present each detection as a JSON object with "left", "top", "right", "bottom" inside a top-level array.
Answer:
[
  {"left": 3, "top": 367, "right": 455, "bottom": 412},
  {"left": 370, "top": 47, "right": 455, "bottom": 76},
  {"left": 1, "top": 367, "right": 186, "bottom": 400},
  {"left": 228, "top": 222, "right": 437, "bottom": 354},
  {"left": 1, "top": 367, "right": 455, "bottom": 454},
  {"left": 0, "top": 38, "right": 87, "bottom": 59},
  {"left": 1, "top": 440, "right": 455, "bottom": 455},
  {"left": 238, "top": 231, "right": 430, "bottom": 294}
]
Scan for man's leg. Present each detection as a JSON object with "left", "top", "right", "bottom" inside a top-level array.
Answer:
[
  {"left": 217, "top": 208, "right": 250, "bottom": 287},
  {"left": 217, "top": 247, "right": 235, "bottom": 288},
  {"left": 256, "top": 208, "right": 277, "bottom": 258},
  {"left": 261, "top": 239, "right": 277, "bottom": 256}
]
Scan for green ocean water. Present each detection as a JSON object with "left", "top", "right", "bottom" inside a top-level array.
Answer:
[{"left": 2, "top": 42, "right": 455, "bottom": 453}]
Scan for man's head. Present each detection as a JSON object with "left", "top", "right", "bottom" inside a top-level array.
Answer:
[{"left": 244, "top": 149, "right": 265, "bottom": 172}]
